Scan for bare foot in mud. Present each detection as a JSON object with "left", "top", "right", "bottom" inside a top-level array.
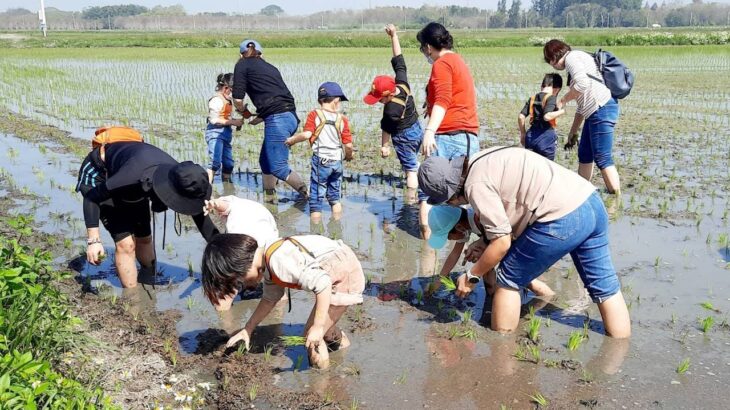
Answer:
[{"left": 308, "top": 342, "right": 330, "bottom": 369}]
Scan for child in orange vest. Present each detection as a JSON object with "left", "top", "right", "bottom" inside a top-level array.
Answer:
[
  {"left": 201, "top": 233, "right": 365, "bottom": 369},
  {"left": 206, "top": 73, "right": 243, "bottom": 182},
  {"left": 285, "top": 82, "right": 353, "bottom": 222},
  {"left": 517, "top": 73, "right": 565, "bottom": 161}
]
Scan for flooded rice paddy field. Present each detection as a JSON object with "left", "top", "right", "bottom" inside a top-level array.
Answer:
[{"left": 0, "top": 45, "right": 729, "bottom": 408}]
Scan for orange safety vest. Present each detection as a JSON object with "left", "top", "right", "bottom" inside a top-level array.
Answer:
[
  {"left": 92, "top": 126, "right": 144, "bottom": 156},
  {"left": 263, "top": 237, "right": 316, "bottom": 289},
  {"left": 528, "top": 94, "right": 557, "bottom": 128},
  {"left": 309, "top": 109, "right": 344, "bottom": 145}
]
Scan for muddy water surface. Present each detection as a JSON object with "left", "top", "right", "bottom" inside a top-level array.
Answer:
[{"left": 2, "top": 130, "right": 730, "bottom": 408}]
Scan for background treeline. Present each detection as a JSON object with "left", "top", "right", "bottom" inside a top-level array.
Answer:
[{"left": 1, "top": 1, "right": 729, "bottom": 31}]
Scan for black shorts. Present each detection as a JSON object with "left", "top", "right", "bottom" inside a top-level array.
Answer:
[{"left": 99, "top": 199, "right": 151, "bottom": 243}]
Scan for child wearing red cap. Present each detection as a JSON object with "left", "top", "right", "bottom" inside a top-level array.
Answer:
[{"left": 364, "top": 24, "right": 422, "bottom": 199}]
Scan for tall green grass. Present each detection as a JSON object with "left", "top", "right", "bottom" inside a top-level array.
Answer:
[
  {"left": 0, "top": 217, "right": 114, "bottom": 407},
  {"left": 1, "top": 28, "right": 727, "bottom": 49}
]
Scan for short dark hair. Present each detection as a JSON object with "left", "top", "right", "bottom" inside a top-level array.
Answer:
[
  {"left": 216, "top": 72, "right": 233, "bottom": 91},
  {"left": 543, "top": 39, "right": 571, "bottom": 64},
  {"left": 318, "top": 96, "right": 338, "bottom": 105},
  {"left": 201, "top": 233, "right": 259, "bottom": 304},
  {"left": 541, "top": 73, "right": 563, "bottom": 89},
  {"left": 448, "top": 208, "right": 469, "bottom": 235},
  {"left": 417, "top": 22, "right": 454, "bottom": 51}
]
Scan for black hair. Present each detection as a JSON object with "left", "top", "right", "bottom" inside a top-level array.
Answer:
[
  {"left": 416, "top": 22, "right": 454, "bottom": 51},
  {"left": 541, "top": 73, "right": 563, "bottom": 89},
  {"left": 448, "top": 208, "right": 469, "bottom": 235},
  {"left": 201, "top": 233, "right": 259, "bottom": 304},
  {"left": 318, "top": 96, "right": 338, "bottom": 105},
  {"left": 241, "top": 43, "right": 262, "bottom": 59},
  {"left": 215, "top": 73, "right": 233, "bottom": 91}
]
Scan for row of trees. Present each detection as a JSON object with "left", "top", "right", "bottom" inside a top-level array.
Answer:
[{"left": 1, "top": 2, "right": 728, "bottom": 31}]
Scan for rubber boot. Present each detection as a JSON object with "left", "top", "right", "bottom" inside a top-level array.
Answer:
[{"left": 285, "top": 171, "right": 309, "bottom": 201}]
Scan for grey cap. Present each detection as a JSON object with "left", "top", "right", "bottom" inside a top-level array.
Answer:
[
  {"left": 418, "top": 155, "right": 466, "bottom": 205},
  {"left": 240, "top": 39, "right": 263, "bottom": 54}
]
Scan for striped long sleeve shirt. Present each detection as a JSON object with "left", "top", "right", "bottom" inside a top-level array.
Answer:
[{"left": 564, "top": 50, "right": 612, "bottom": 118}]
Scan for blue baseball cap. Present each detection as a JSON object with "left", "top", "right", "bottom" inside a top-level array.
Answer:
[
  {"left": 240, "top": 39, "right": 263, "bottom": 54},
  {"left": 318, "top": 82, "right": 349, "bottom": 101},
  {"left": 427, "top": 206, "right": 463, "bottom": 249}
]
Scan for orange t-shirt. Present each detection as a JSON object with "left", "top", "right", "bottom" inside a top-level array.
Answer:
[{"left": 426, "top": 53, "right": 479, "bottom": 135}]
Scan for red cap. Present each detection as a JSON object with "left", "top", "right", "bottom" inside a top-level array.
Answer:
[{"left": 363, "top": 75, "right": 396, "bottom": 105}]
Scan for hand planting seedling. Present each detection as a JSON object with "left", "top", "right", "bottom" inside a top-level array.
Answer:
[{"left": 440, "top": 275, "right": 457, "bottom": 292}]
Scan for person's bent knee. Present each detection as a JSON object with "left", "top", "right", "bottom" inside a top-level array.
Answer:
[
  {"left": 594, "top": 153, "right": 615, "bottom": 170},
  {"left": 115, "top": 236, "right": 136, "bottom": 255},
  {"left": 270, "top": 164, "right": 291, "bottom": 181}
]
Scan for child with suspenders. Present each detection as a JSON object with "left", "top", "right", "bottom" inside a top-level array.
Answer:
[
  {"left": 201, "top": 233, "right": 365, "bottom": 369},
  {"left": 286, "top": 82, "right": 354, "bottom": 222},
  {"left": 517, "top": 73, "right": 566, "bottom": 161}
]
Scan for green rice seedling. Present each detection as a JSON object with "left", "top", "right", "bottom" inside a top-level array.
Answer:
[
  {"left": 187, "top": 259, "right": 194, "bottom": 277},
  {"left": 263, "top": 344, "right": 273, "bottom": 362},
  {"left": 459, "top": 327, "right": 477, "bottom": 341},
  {"left": 706, "top": 234, "right": 713, "bottom": 245},
  {"left": 500, "top": 405, "right": 509, "bottom": 410},
  {"left": 350, "top": 398, "right": 359, "bottom": 410},
  {"left": 528, "top": 391, "right": 548, "bottom": 407},
  {"left": 63, "top": 238, "right": 72, "bottom": 249},
  {"left": 700, "top": 316, "right": 714, "bottom": 333},
  {"left": 543, "top": 359, "right": 559, "bottom": 368},
  {"left": 671, "top": 313, "right": 677, "bottom": 325},
  {"left": 294, "top": 355, "right": 304, "bottom": 371},
  {"left": 394, "top": 369, "right": 407, "bottom": 385},
  {"left": 700, "top": 301, "right": 720, "bottom": 312},
  {"left": 186, "top": 295, "right": 196, "bottom": 310},
  {"left": 719, "top": 233, "right": 729, "bottom": 249},
  {"left": 440, "top": 275, "right": 456, "bottom": 292},
  {"left": 545, "top": 317, "right": 552, "bottom": 327},
  {"left": 248, "top": 383, "right": 259, "bottom": 401},
  {"left": 279, "top": 335, "right": 306, "bottom": 347},
  {"left": 579, "top": 369, "right": 594, "bottom": 384},
  {"left": 324, "top": 390, "right": 335, "bottom": 404},
  {"left": 654, "top": 256, "right": 662, "bottom": 268},
  {"left": 462, "top": 309, "right": 473, "bottom": 324},
  {"left": 416, "top": 289, "right": 423, "bottom": 304},
  {"left": 567, "top": 331, "right": 584, "bottom": 351},
  {"left": 529, "top": 345, "right": 541, "bottom": 363},
  {"left": 527, "top": 316, "right": 542, "bottom": 343},
  {"left": 236, "top": 340, "right": 247, "bottom": 356},
  {"left": 676, "top": 358, "right": 691, "bottom": 374},
  {"left": 447, "top": 326, "right": 460, "bottom": 340},
  {"left": 513, "top": 345, "right": 528, "bottom": 362}
]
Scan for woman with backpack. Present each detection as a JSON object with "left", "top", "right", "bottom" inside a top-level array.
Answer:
[
  {"left": 417, "top": 147, "right": 631, "bottom": 338},
  {"left": 232, "top": 39, "right": 308, "bottom": 200},
  {"left": 543, "top": 39, "right": 622, "bottom": 195},
  {"left": 417, "top": 22, "right": 480, "bottom": 239}
]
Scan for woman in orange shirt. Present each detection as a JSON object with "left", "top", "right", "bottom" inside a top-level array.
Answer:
[{"left": 417, "top": 22, "right": 480, "bottom": 239}]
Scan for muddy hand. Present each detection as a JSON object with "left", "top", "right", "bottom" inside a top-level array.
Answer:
[
  {"left": 226, "top": 328, "right": 250, "bottom": 350},
  {"left": 305, "top": 326, "right": 325, "bottom": 349},
  {"left": 86, "top": 242, "right": 105, "bottom": 265},
  {"left": 421, "top": 132, "right": 437, "bottom": 156},
  {"left": 380, "top": 146, "right": 391, "bottom": 158},
  {"left": 455, "top": 273, "right": 476, "bottom": 298},
  {"left": 564, "top": 133, "right": 579, "bottom": 150}
]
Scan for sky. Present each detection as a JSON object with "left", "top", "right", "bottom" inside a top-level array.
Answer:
[{"left": 7, "top": 0, "right": 726, "bottom": 15}]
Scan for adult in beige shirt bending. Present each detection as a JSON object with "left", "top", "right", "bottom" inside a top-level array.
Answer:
[{"left": 418, "top": 147, "right": 630, "bottom": 338}]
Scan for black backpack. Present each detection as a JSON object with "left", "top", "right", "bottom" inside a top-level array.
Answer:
[{"left": 588, "top": 49, "right": 634, "bottom": 100}]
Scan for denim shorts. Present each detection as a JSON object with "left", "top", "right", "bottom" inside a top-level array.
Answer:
[
  {"left": 434, "top": 132, "right": 480, "bottom": 159},
  {"left": 391, "top": 122, "right": 423, "bottom": 172},
  {"left": 578, "top": 98, "right": 619, "bottom": 170},
  {"left": 260, "top": 111, "right": 299, "bottom": 180},
  {"left": 419, "top": 132, "right": 480, "bottom": 202},
  {"left": 205, "top": 124, "right": 234, "bottom": 173},
  {"left": 496, "top": 191, "right": 620, "bottom": 303},
  {"left": 309, "top": 155, "right": 343, "bottom": 213},
  {"left": 525, "top": 126, "right": 557, "bottom": 161}
]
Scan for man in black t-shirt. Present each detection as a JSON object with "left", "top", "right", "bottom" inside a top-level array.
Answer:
[
  {"left": 363, "top": 24, "right": 422, "bottom": 196},
  {"left": 518, "top": 73, "right": 565, "bottom": 161},
  {"left": 77, "top": 141, "right": 218, "bottom": 288}
]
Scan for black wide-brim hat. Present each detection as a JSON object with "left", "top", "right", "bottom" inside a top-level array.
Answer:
[{"left": 152, "top": 161, "right": 212, "bottom": 216}]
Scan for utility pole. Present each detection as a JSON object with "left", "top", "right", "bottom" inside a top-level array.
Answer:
[{"left": 38, "top": 0, "right": 47, "bottom": 36}]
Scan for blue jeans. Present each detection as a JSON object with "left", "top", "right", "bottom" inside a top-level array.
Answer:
[
  {"left": 419, "top": 132, "right": 480, "bottom": 202},
  {"left": 496, "top": 191, "right": 620, "bottom": 303},
  {"left": 578, "top": 98, "right": 619, "bottom": 170},
  {"left": 205, "top": 125, "right": 234, "bottom": 173},
  {"left": 260, "top": 111, "right": 299, "bottom": 180},
  {"left": 434, "top": 132, "right": 480, "bottom": 159},
  {"left": 526, "top": 126, "right": 557, "bottom": 161},
  {"left": 391, "top": 122, "right": 423, "bottom": 172},
  {"left": 309, "top": 155, "right": 343, "bottom": 213}
]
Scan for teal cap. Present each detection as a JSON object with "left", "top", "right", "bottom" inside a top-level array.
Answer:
[{"left": 427, "top": 206, "right": 462, "bottom": 249}]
